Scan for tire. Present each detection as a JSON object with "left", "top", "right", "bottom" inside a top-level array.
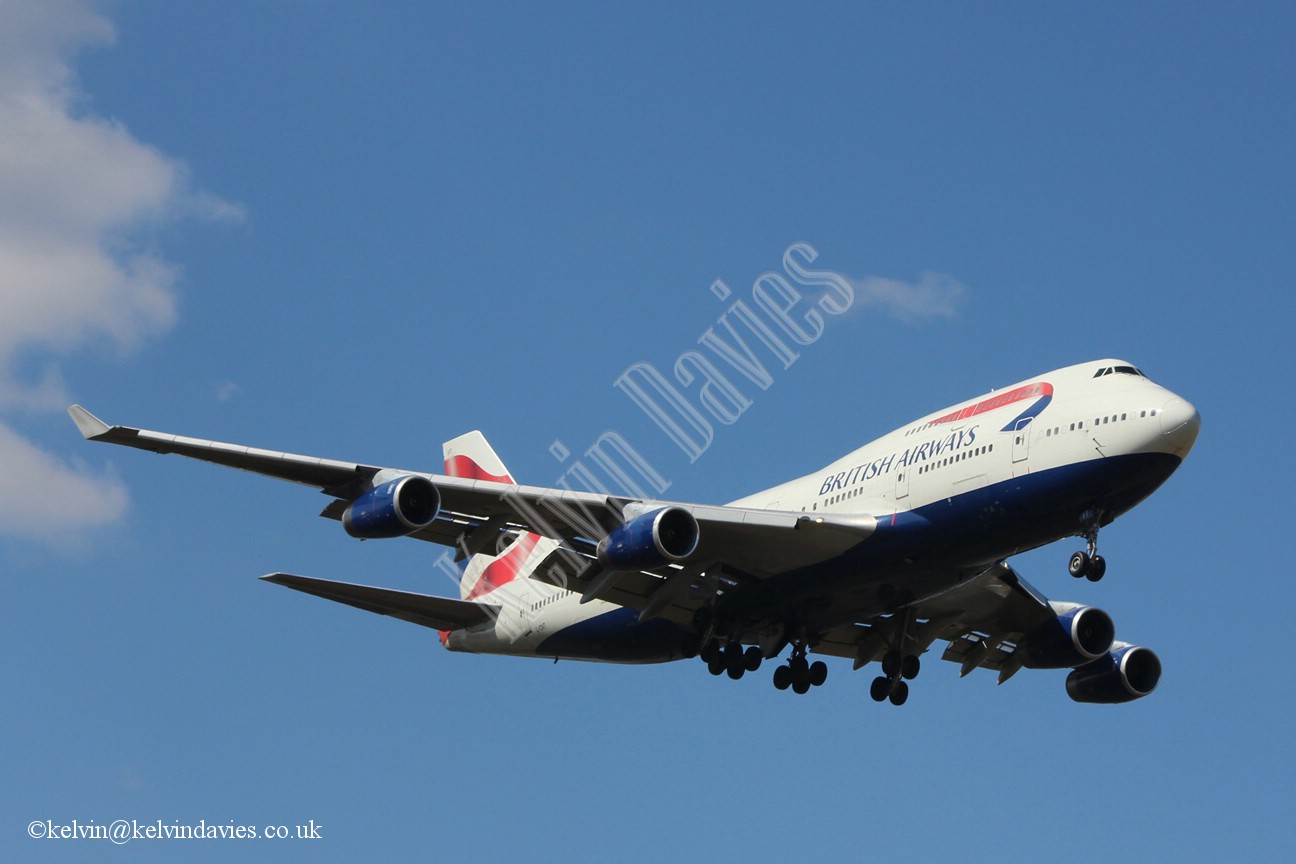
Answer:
[
  {"left": 809, "top": 660, "right": 828, "bottom": 687},
  {"left": 773, "top": 665, "right": 792, "bottom": 690},
  {"left": 1087, "top": 555, "right": 1107, "bottom": 582},
  {"left": 901, "top": 654, "right": 921, "bottom": 680},
  {"left": 870, "top": 676, "right": 891, "bottom": 702},
  {"left": 1069, "top": 551, "right": 1090, "bottom": 578},
  {"left": 726, "top": 651, "right": 746, "bottom": 680},
  {"left": 889, "top": 680, "right": 909, "bottom": 706},
  {"left": 744, "top": 646, "right": 763, "bottom": 672}
]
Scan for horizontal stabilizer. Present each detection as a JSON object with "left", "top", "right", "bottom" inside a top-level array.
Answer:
[{"left": 260, "top": 573, "right": 498, "bottom": 631}]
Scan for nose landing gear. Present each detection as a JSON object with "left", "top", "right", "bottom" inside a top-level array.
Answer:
[{"left": 1069, "top": 520, "right": 1106, "bottom": 582}]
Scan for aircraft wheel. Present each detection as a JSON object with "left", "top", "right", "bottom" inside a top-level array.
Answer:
[
  {"left": 870, "top": 676, "right": 891, "bottom": 702},
  {"left": 744, "top": 646, "right": 763, "bottom": 672},
  {"left": 882, "top": 650, "right": 902, "bottom": 678},
  {"left": 1069, "top": 551, "right": 1090, "bottom": 578},
  {"left": 700, "top": 640, "right": 721, "bottom": 665},
  {"left": 707, "top": 655, "right": 726, "bottom": 676},
  {"left": 792, "top": 674, "right": 811, "bottom": 695},
  {"left": 1086, "top": 555, "right": 1107, "bottom": 582},
  {"left": 901, "top": 654, "right": 921, "bottom": 680},
  {"left": 809, "top": 660, "right": 828, "bottom": 687},
  {"left": 889, "top": 680, "right": 909, "bottom": 706},
  {"left": 773, "top": 665, "right": 792, "bottom": 690},
  {"left": 726, "top": 650, "right": 746, "bottom": 680}
]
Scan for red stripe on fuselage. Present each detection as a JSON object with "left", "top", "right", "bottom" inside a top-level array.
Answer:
[{"left": 930, "top": 382, "right": 1054, "bottom": 425}]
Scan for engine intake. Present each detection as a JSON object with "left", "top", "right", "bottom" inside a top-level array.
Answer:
[
  {"left": 1066, "top": 645, "right": 1161, "bottom": 704},
  {"left": 597, "top": 506, "right": 700, "bottom": 570},
  {"left": 342, "top": 475, "right": 440, "bottom": 539},
  {"left": 1016, "top": 605, "right": 1115, "bottom": 669}
]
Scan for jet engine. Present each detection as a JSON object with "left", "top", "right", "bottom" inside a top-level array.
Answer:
[
  {"left": 596, "top": 506, "right": 700, "bottom": 570},
  {"left": 1066, "top": 644, "right": 1162, "bottom": 703},
  {"left": 1016, "top": 605, "right": 1115, "bottom": 669},
  {"left": 342, "top": 475, "right": 440, "bottom": 539}
]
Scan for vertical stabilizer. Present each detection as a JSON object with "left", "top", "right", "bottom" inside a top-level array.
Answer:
[
  {"left": 442, "top": 431, "right": 551, "bottom": 602},
  {"left": 443, "top": 430, "right": 515, "bottom": 484}
]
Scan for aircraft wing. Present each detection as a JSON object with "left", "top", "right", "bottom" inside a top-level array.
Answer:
[
  {"left": 809, "top": 562, "right": 1073, "bottom": 682},
  {"left": 260, "top": 573, "right": 498, "bottom": 631},
  {"left": 69, "top": 406, "right": 877, "bottom": 584}
]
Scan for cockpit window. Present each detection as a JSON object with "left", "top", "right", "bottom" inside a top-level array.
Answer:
[{"left": 1094, "top": 365, "right": 1145, "bottom": 378}]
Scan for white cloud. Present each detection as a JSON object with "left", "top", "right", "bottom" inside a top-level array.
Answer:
[
  {"left": 0, "top": 1, "right": 240, "bottom": 540},
  {"left": 215, "top": 380, "right": 241, "bottom": 404},
  {"left": 853, "top": 271, "right": 967, "bottom": 324},
  {"left": 0, "top": 420, "right": 127, "bottom": 538}
]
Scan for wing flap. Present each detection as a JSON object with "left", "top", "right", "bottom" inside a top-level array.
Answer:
[
  {"left": 260, "top": 573, "right": 498, "bottom": 631},
  {"left": 808, "top": 562, "right": 1060, "bottom": 676}
]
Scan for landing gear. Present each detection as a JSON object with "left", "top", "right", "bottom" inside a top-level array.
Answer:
[
  {"left": 701, "top": 640, "right": 764, "bottom": 680},
  {"left": 699, "top": 627, "right": 827, "bottom": 694},
  {"left": 871, "top": 649, "right": 920, "bottom": 706},
  {"left": 1068, "top": 550, "right": 1106, "bottom": 582},
  {"left": 771, "top": 644, "right": 827, "bottom": 695},
  {"left": 1069, "top": 520, "right": 1107, "bottom": 582},
  {"left": 871, "top": 676, "right": 908, "bottom": 705}
]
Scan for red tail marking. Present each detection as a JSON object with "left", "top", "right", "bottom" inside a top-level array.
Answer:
[
  {"left": 444, "top": 454, "right": 514, "bottom": 484},
  {"left": 465, "top": 533, "right": 541, "bottom": 601}
]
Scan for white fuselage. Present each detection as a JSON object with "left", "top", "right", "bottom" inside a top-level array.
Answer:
[{"left": 447, "top": 359, "right": 1199, "bottom": 661}]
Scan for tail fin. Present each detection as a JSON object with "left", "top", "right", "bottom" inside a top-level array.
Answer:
[
  {"left": 443, "top": 430, "right": 515, "bottom": 485},
  {"left": 442, "top": 431, "right": 550, "bottom": 602}
]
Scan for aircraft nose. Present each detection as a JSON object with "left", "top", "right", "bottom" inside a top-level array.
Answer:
[{"left": 1159, "top": 396, "right": 1200, "bottom": 456}]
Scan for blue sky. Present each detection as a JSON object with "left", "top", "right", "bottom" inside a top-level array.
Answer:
[{"left": 3, "top": 2, "right": 1293, "bottom": 861}]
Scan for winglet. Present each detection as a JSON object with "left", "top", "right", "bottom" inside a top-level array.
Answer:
[{"left": 67, "top": 405, "right": 111, "bottom": 440}]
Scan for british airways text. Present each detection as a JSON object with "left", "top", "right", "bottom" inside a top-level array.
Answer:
[{"left": 818, "top": 426, "right": 980, "bottom": 496}]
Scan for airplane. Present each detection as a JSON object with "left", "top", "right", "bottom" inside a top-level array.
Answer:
[{"left": 68, "top": 357, "right": 1199, "bottom": 706}]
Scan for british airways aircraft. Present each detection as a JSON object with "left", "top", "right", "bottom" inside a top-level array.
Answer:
[{"left": 69, "top": 358, "right": 1198, "bottom": 705}]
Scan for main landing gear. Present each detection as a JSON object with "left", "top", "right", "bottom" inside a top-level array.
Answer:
[
  {"left": 699, "top": 637, "right": 827, "bottom": 695},
  {"left": 870, "top": 650, "right": 920, "bottom": 706},
  {"left": 771, "top": 644, "right": 828, "bottom": 695},
  {"left": 1068, "top": 521, "right": 1106, "bottom": 582},
  {"left": 702, "top": 640, "right": 762, "bottom": 680}
]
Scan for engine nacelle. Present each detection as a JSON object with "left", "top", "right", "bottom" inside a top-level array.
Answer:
[
  {"left": 596, "top": 506, "right": 700, "bottom": 570},
  {"left": 1066, "top": 644, "right": 1161, "bottom": 704},
  {"left": 342, "top": 475, "right": 440, "bottom": 539},
  {"left": 1016, "top": 605, "right": 1115, "bottom": 669}
]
